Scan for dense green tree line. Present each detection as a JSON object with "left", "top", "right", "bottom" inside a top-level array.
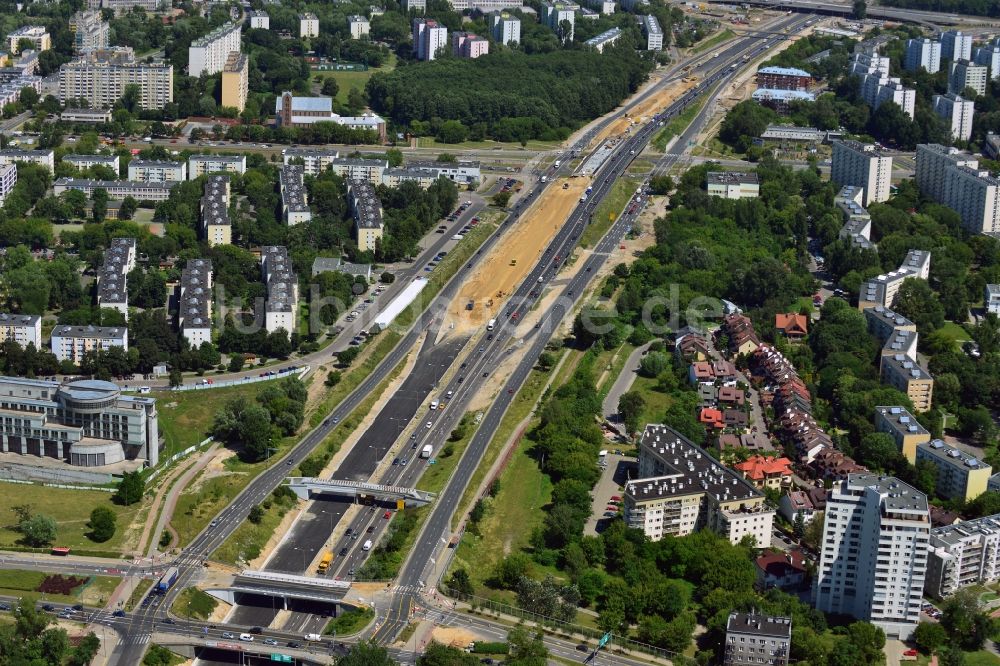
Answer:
[{"left": 880, "top": 0, "right": 999, "bottom": 15}]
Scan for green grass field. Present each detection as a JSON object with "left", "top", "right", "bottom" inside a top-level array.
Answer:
[
  {"left": 414, "top": 137, "right": 561, "bottom": 152},
  {"left": 938, "top": 321, "right": 971, "bottom": 347},
  {"left": 0, "top": 570, "right": 119, "bottom": 605},
  {"left": 153, "top": 383, "right": 263, "bottom": 460},
  {"left": 171, "top": 587, "right": 218, "bottom": 620},
  {"left": 582, "top": 178, "right": 638, "bottom": 248},
  {"left": 0, "top": 482, "right": 141, "bottom": 553},
  {"left": 653, "top": 93, "right": 710, "bottom": 152},
  {"left": 417, "top": 415, "right": 474, "bottom": 495},
  {"left": 324, "top": 606, "right": 374, "bottom": 636},
  {"left": 312, "top": 54, "right": 395, "bottom": 104},
  {"left": 690, "top": 28, "right": 736, "bottom": 55},
  {"left": 631, "top": 375, "right": 675, "bottom": 425}
]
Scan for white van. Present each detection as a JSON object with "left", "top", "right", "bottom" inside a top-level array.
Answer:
[
  {"left": 362, "top": 539, "right": 373, "bottom": 551},
  {"left": 239, "top": 633, "right": 254, "bottom": 642},
  {"left": 430, "top": 400, "right": 439, "bottom": 410}
]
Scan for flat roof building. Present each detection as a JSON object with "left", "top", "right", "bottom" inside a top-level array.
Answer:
[
  {"left": 831, "top": 140, "right": 892, "bottom": 206},
  {"left": 584, "top": 27, "right": 621, "bottom": 53},
  {"left": 51, "top": 324, "right": 128, "bottom": 364},
  {"left": 53, "top": 178, "right": 176, "bottom": 201},
  {"left": 941, "top": 30, "right": 973, "bottom": 61},
  {"left": 725, "top": 612, "right": 791, "bottom": 666},
  {"left": 178, "top": 258, "right": 213, "bottom": 348},
  {"left": 0, "top": 163, "right": 15, "bottom": 206},
  {"left": 201, "top": 175, "right": 230, "bottom": 247},
  {"left": 927, "top": 513, "right": 1000, "bottom": 598},
  {"left": 756, "top": 65, "right": 812, "bottom": 90},
  {"left": 248, "top": 11, "right": 269, "bottom": 29},
  {"left": 274, "top": 92, "right": 387, "bottom": 142},
  {"left": 751, "top": 88, "right": 815, "bottom": 113},
  {"left": 97, "top": 237, "right": 137, "bottom": 319},
  {"left": 949, "top": 59, "right": 988, "bottom": 96},
  {"left": 70, "top": 11, "right": 109, "bottom": 54},
  {"left": 128, "top": 159, "right": 186, "bottom": 182},
  {"left": 348, "top": 179, "right": 383, "bottom": 253},
  {"left": 881, "top": 353, "right": 934, "bottom": 412},
  {"left": 261, "top": 246, "right": 298, "bottom": 335},
  {"left": 7, "top": 26, "right": 50, "bottom": 54},
  {"left": 59, "top": 48, "right": 173, "bottom": 110},
  {"left": 412, "top": 18, "right": 447, "bottom": 60},
  {"left": 933, "top": 93, "right": 975, "bottom": 143},
  {"left": 490, "top": 11, "right": 521, "bottom": 46},
  {"left": 279, "top": 165, "right": 311, "bottom": 226},
  {"left": 63, "top": 153, "right": 120, "bottom": 173},
  {"left": 188, "top": 154, "right": 246, "bottom": 179},
  {"left": 0, "top": 313, "right": 41, "bottom": 349},
  {"left": 874, "top": 405, "right": 930, "bottom": 465},
  {"left": 221, "top": 51, "right": 248, "bottom": 112},
  {"left": 642, "top": 15, "right": 662, "bottom": 51},
  {"left": 188, "top": 22, "right": 241, "bottom": 77},
  {"left": 904, "top": 38, "right": 941, "bottom": 74},
  {"left": 300, "top": 13, "right": 319, "bottom": 38},
  {"left": 916, "top": 439, "right": 991, "bottom": 502},
  {"left": 986, "top": 283, "right": 1000, "bottom": 315},
  {"left": 0, "top": 148, "right": 54, "bottom": 173},
  {"left": 915, "top": 143, "right": 1000, "bottom": 235},
  {"left": 348, "top": 15, "right": 370, "bottom": 40},
  {"left": 706, "top": 171, "right": 759, "bottom": 199}
]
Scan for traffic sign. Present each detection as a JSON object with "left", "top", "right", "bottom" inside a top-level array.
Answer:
[
  {"left": 598, "top": 631, "right": 612, "bottom": 648},
  {"left": 271, "top": 654, "right": 293, "bottom": 663}
]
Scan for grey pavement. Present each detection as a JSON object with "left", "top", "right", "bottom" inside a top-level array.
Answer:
[
  {"left": 583, "top": 454, "right": 636, "bottom": 537},
  {"left": 602, "top": 342, "right": 653, "bottom": 422}
]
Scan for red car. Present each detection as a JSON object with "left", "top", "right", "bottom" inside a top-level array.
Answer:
[
  {"left": 610, "top": 495, "right": 622, "bottom": 501},
  {"left": 383, "top": 510, "right": 392, "bottom": 519}
]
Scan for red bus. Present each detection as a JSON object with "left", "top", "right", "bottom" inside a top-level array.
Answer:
[{"left": 51, "top": 547, "right": 71, "bottom": 556}]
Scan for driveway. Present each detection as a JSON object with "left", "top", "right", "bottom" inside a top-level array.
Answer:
[
  {"left": 583, "top": 454, "right": 637, "bottom": 536},
  {"left": 602, "top": 342, "right": 653, "bottom": 422}
]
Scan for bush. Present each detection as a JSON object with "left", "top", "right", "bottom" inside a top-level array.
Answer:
[
  {"left": 471, "top": 642, "right": 509, "bottom": 654},
  {"left": 87, "top": 507, "right": 116, "bottom": 543}
]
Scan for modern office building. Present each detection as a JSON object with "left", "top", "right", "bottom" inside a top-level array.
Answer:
[
  {"left": 7, "top": 26, "right": 50, "bottom": 54},
  {"left": 490, "top": 12, "right": 521, "bottom": 46},
  {"left": 0, "top": 163, "right": 15, "bottom": 205},
  {"left": 70, "top": 11, "right": 109, "bottom": 54},
  {"left": 755, "top": 65, "right": 813, "bottom": 90},
  {"left": 813, "top": 474, "right": 929, "bottom": 640},
  {"left": 974, "top": 45, "right": 1000, "bottom": 80},
  {"left": 188, "top": 154, "right": 246, "bottom": 179},
  {"left": 201, "top": 175, "right": 230, "bottom": 246},
  {"left": 0, "top": 375, "right": 159, "bottom": 468},
  {"left": 220, "top": 51, "right": 248, "bottom": 112},
  {"left": 50, "top": 325, "right": 128, "bottom": 364},
  {"left": 904, "top": 38, "right": 941, "bottom": 74},
  {"left": 706, "top": 171, "right": 759, "bottom": 199},
  {"left": 941, "top": 30, "right": 973, "bottom": 62},
  {"left": 987, "top": 284, "right": 1000, "bottom": 315},
  {"left": 933, "top": 93, "right": 975, "bottom": 142},
  {"left": 412, "top": 18, "right": 447, "bottom": 60},
  {"left": 348, "top": 15, "right": 370, "bottom": 39},
  {"left": 543, "top": 2, "right": 577, "bottom": 41},
  {"left": 128, "top": 159, "right": 186, "bottom": 182},
  {"left": 0, "top": 313, "right": 41, "bottom": 349},
  {"left": 53, "top": 179, "right": 176, "bottom": 201},
  {"left": 279, "top": 165, "right": 311, "bottom": 226},
  {"left": 274, "top": 92, "right": 387, "bottom": 142},
  {"left": 299, "top": 13, "right": 319, "bottom": 38},
  {"left": 451, "top": 31, "right": 489, "bottom": 58},
  {"left": 584, "top": 27, "right": 621, "bottom": 53},
  {"left": 348, "top": 179, "right": 383, "bottom": 252},
  {"left": 926, "top": 513, "right": 1000, "bottom": 598},
  {"left": 178, "top": 258, "right": 214, "bottom": 348},
  {"left": 915, "top": 143, "right": 1000, "bottom": 235},
  {"left": 63, "top": 154, "right": 120, "bottom": 173},
  {"left": 949, "top": 59, "right": 988, "bottom": 96},
  {"left": 831, "top": 140, "right": 892, "bottom": 206},
  {"left": 261, "top": 246, "right": 298, "bottom": 335},
  {"left": 916, "top": 439, "right": 991, "bottom": 501},
  {"left": 874, "top": 405, "right": 930, "bottom": 464},
  {"left": 724, "top": 612, "right": 791, "bottom": 666},
  {"left": 641, "top": 14, "right": 662, "bottom": 51},
  {"left": 59, "top": 48, "right": 173, "bottom": 110},
  {"left": 188, "top": 22, "right": 240, "bottom": 77},
  {"left": 623, "top": 424, "right": 775, "bottom": 546},
  {"left": 248, "top": 11, "right": 269, "bottom": 29},
  {"left": 0, "top": 148, "right": 54, "bottom": 173},
  {"left": 96, "top": 237, "right": 137, "bottom": 319}
]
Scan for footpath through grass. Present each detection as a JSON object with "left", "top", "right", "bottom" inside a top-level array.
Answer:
[{"left": 581, "top": 178, "right": 638, "bottom": 248}]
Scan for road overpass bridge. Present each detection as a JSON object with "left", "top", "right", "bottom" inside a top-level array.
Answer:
[
  {"left": 152, "top": 633, "right": 334, "bottom": 665},
  {"left": 205, "top": 570, "right": 354, "bottom": 610},
  {"left": 284, "top": 477, "right": 436, "bottom": 506}
]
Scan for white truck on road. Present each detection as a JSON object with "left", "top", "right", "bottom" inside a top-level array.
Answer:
[
  {"left": 421, "top": 444, "right": 433, "bottom": 459},
  {"left": 305, "top": 633, "right": 322, "bottom": 642}
]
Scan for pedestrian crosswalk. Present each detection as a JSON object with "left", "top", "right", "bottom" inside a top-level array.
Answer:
[
  {"left": 388, "top": 584, "right": 421, "bottom": 594},
  {"left": 126, "top": 633, "right": 151, "bottom": 645}
]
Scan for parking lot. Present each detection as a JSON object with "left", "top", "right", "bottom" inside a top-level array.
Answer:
[{"left": 583, "top": 453, "right": 637, "bottom": 536}]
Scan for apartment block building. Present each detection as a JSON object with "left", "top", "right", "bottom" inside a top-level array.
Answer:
[
  {"left": 201, "top": 175, "right": 230, "bottom": 246},
  {"left": 402, "top": 0, "right": 426, "bottom": 10},
  {"left": 987, "top": 283, "right": 1000, "bottom": 315},
  {"left": 874, "top": 405, "right": 930, "bottom": 464},
  {"left": 544, "top": 2, "right": 577, "bottom": 41},
  {"left": 642, "top": 14, "right": 662, "bottom": 51},
  {"left": 0, "top": 163, "right": 15, "bottom": 206},
  {"left": 933, "top": 93, "right": 975, "bottom": 142},
  {"left": 941, "top": 30, "right": 973, "bottom": 62},
  {"left": 51, "top": 325, "right": 128, "bottom": 364},
  {"left": 755, "top": 65, "right": 812, "bottom": 90},
  {"left": 220, "top": 51, "right": 248, "bottom": 112},
  {"left": 862, "top": 74, "right": 917, "bottom": 119},
  {"left": 490, "top": 12, "right": 520, "bottom": 45},
  {"left": 858, "top": 249, "right": 932, "bottom": 310},
  {"left": 88, "top": 0, "right": 161, "bottom": 14},
  {"left": 974, "top": 45, "right": 1000, "bottom": 80},
  {"left": 279, "top": 165, "right": 311, "bottom": 226},
  {"left": 300, "top": 13, "right": 319, "bottom": 38},
  {"left": 0, "top": 148, "right": 54, "bottom": 173},
  {"left": 831, "top": 140, "right": 892, "bottom": 206},
  {"left": 585, "top": 27, "right": 621, "bottom": 52},
  {"left": 59, "top": 48, "right": 173, "bottom": 110},
  {"left": 949, "top": 59, "right": 988, "bottom": 96},
  {"left": 813, "top": 474, "right": 929, "bottom": 640},
  {"left": 261, "top": 246, "right": 298, "bottom": 335},
  {"left": 881, "top": 353, "right": 934, "bottom": 412},
  {"left": 188, "top": 154, "right": 246, "bottom": 179},
  {"left": 850, "top": 50, "right": 890, "bottom": 78},
  {"left": 916, "top": 439, "right": 991, "bottom": 502},
  {"left": 904, "top": 38, "right": 941, "bottom": 73},
  {"left": 915, "top": 143, "right": 1000, "bottom": 235},
  {"left": 348, "top": 179, "right": 384, "bottom": 252},
  {"left": 128, "top": 159, "right": 186, "bottom": 182},
  {"left": 348, "top": 15, "right": 370, "bottom": 39},
  {"left": 7, "top": 26, "right": 50, "bottom": 54},
  {"left": 835, "top": 185, "right": 874, "bottom": 249},
  {"left": 0, "top": 375, "right": 159, "bottom": 468},
  {"left": 624, "top": 424, "right": 775, "bottom": 546},
  {"left": 926, "top": 513, "right": 1000, "bottom": 598},
  {"left": 178, "top": 258, "right": 213, "bottom": 348},
  {"left": 0, "top": 313, "right": 41, "bottom": 349},
  {"left": 448, "top": 0, "right": 522, "bottom": 10},
  {"left": 707, "top": 171, "right": 759, "bottom": 199},
  {"left": 97, "top": 237, "right": 137, "bottom": 319},
  {"left": 70, "top": 11, "right": 109, "bottom": 53},
  {"left": 53, "top": 178, "right": 176, "bottom": 201},
  {"left": 724, "top": 612, "right": 791, "bottom": 666},
  {"left": 452, "top": 31, "right": 489, "bottom": 58},
  {"left": 412, "top": 18, "right": 447, "bottom": 60},
  {"left": 63, "top": 154, "right": 119, "bottom": 173},
  {"left": 248, "top": 11, "right": 269, "bottom": 29},
  {"left": 188, "top": 22, "right": 241, "bottom": 77}
]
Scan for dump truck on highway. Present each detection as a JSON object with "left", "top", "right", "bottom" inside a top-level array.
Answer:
[{"left": 317, "top": 551, "right": 333, "bottom": 573}]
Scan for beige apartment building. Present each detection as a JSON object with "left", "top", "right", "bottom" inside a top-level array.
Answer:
[{"left": 221, "top": 52, "right": 248, "bottom": 112}]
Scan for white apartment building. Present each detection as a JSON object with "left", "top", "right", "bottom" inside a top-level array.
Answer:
[
  {"left": 0, "top": 149, "right": 54, "bottom": 173},
  {"left": 348, "top": 15, "right": 370, "bottom": 39},
  {"left": 300, "top": 13, "right": 319, "bottom": 38},
  {"left": 128, "top": 159, "right": 187, "bottom": 182},
  {"left": 0, "top": 163, "right": 15, "bottom": 206},
  {"left": 89, "top": 0, "right": 161, "bottom": 14},
  {"left": 813, "top": 474, "right": 929, "bottom": 640},
  {"left": 348, "top": 179, "right": 383, "bottom": 252},
  {"left": 858, "top": 249, "right": 932, "bottom": 311},
  {"left": 974, "top": 45, "right": 1000, "bottom": 80},
  {"left": 178, "top": 258, "right": 214, "bottom": 348},
  {"left": 412, "top": 19, "right": 447, "bottom": 61},
  {"left": 490, "top": 12, "right": 521, "bottom": 46},
  {"left": 188, "top": 154, "right": 246, "bottom": 178},
  {"left": 188, "top": 22, "right": 241, "bottom": 77},
  {"left": 987, "top": 284, "right": 1000, "bottom": 315},
  {"left": 0, "top": 313, "right": 41, "bottom": 349},
  {"left": 54, "top": 178, "right": 176, "bottom": 201},
  {"left": 933, "top": 93, "right": 975, "bottom": 142},
  {"left": 51, "top": 325, "right": 128, "bottom": 363},
  {"left": 279, "top": 165, "right": 311, "bottom": 226},
  {"left": 642, "top": 14, "right": 663, "bottom": 51},
  {"left": 544, "top": 2, "right": 577, "bottom": 41},
  {"left": 7, "top": 26, "right": 50, "bottom": 54},
  {"left": 859, "top": 74, "right": 916, "bottom": 119},
  {"left": 584, "top": 27, "right": 621, "bottom": 53},
  {"left": 63, "top": 154, "right": 120, "bottom": 173},
  {"left": 904, "top": 38, "right": 941, "bottom": 74},
  {"left": 261, "top": 246, "right": 298, "bottom": 335},
  {"left": 624, "top": 425, "right": 775, "bottom": 546},
  {"left": 59, "top": 48, "right": 173, "bottom": 110},
  {"left": 96, "top": 237, "right": 137, "bottom": 319},
  {"left": 949, "top": 59, "right": 988, "bottom": 96},
  {"left": 248, "top": 11, "right": 269, "bottom": 29},
  {"left": 831, "top": 140, "right": 892, "bottom": 206},
  {"left": 927, "top": 513, "right": 1000, "bottom": 598},
  {"left": 402, "top": 0, "right": 426, "bottom": 10},
  {"left": 915, "top": 143, "right": 1000, "bottom": 235},
  {"left": 941, "top": 30, "right": 973, "bottom": 62},
  {"left": 850, "top": 51, "right": 891, "bottom": 78},
  {"left": 70, "top": 11, "right": 109, "bottom": 54},
  {"left": 201, "top": 175, "right": 230, "bottom": 246}
]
